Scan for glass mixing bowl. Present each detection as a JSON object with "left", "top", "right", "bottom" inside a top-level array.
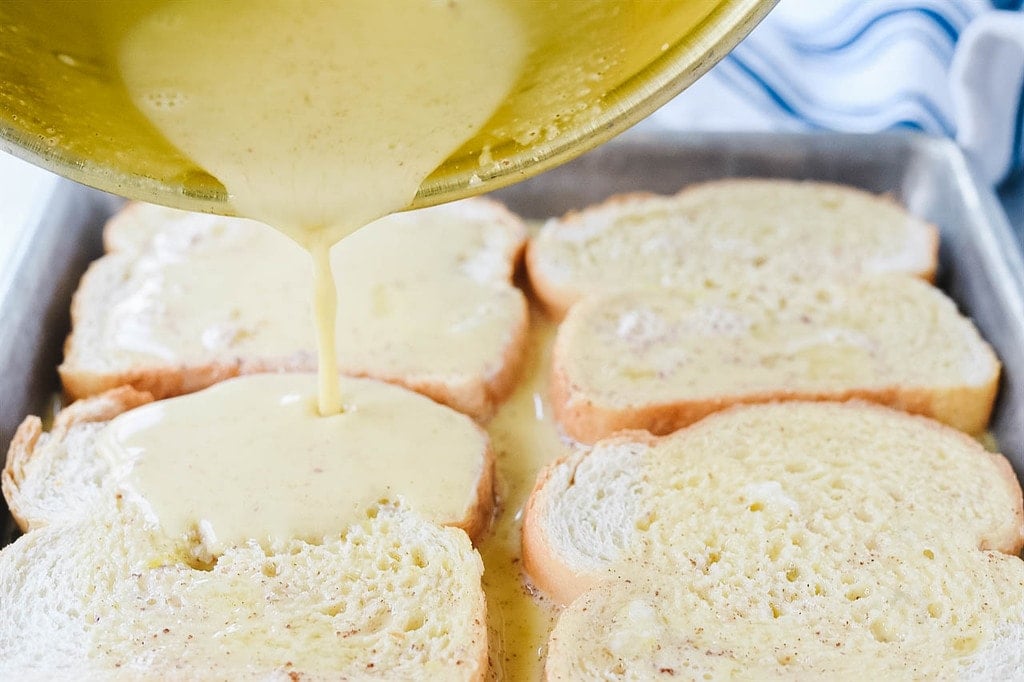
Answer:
[{"left": 0, "top": 0, "right": 776, "bottom": 214}]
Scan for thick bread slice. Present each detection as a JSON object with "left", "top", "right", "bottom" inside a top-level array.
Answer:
[
  {"left": 1, "top": 386, "right": 153, "bottom": 534},
  {"left": 546, "top": 572, "right": 1024, "bottom": 681},
  {"left": 552, "top": 275, "right": 1000, "bottom": 442},
  {"left": 0, "top": 499, "right": 487, "bottom": 680},
  {"left": 59, "top": 198, "right": 529, "bottom": 421},
  {"left": 526, "top": 179, "right": 939, "bottom": 319},
  {"left": 523, "top": 402, "right": 1024, "bottom": 679},
  {"left": 3, "top": 378, "right": 494, "bottom": 545},
  {"left": 524, "top": 402, "right": 1024, "bottom": 604}
]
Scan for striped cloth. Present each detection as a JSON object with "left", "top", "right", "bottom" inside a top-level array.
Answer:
[{"left": 648, "top": 0, "right": 1024, "bottom": 185}]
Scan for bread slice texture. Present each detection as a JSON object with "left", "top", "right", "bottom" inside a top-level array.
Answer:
[
  {"left": 3, "top": 379, "right": 494, "bottom": 546},
  {"left": 522, "top": 402, "right": 1024, "bottom": 679},
  {"left": 546, "top": 570, "right": 1024, "bottom": 681},
  {"left": 552, "top": 275, "right": 1000, "bottom": 442},
  {"left": 0, "top": 377, "right": 495, "bottom": 678},
  {"left": 0, "top": 498, "right": 487, "bottom": 680},
  {"left": 59, "top": 198, "right": 529, "bottom": 421},
  {"left": 526, "top": 179, "right": 939, "bottom": 320}
]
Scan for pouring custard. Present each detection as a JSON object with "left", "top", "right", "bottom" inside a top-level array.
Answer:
[
  {"left": 103, "top": 0, "right": 523, "bottom": 528},
  {"left": 94, "top": 1, "right": 552, "bottom": 677},
  {"left": 115, "top": 0, "right": 527, "bottom": 415}
]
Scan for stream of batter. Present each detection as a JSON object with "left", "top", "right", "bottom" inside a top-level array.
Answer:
[
  {"left": 117, "top": 0, "right": 526, "bottom": 414},
  {"left": 105, "top": 2, "right": 573, "bottom": 678}
]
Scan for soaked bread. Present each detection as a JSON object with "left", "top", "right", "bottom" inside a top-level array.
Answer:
[
  {"left": 552, "top": 275, "right": 999, "bottom": 442},
  {"left": 60, "top": 198, "right": 529, "bottom": 422}
]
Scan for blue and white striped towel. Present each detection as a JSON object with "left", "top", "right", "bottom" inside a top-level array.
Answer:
[{"left": 648, "top": 0, "right": 1024, "bottom": 185}]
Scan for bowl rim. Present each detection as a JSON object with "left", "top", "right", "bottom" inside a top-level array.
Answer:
[{"left": 0, "top": 0, "right": 778, "bottom": 215}]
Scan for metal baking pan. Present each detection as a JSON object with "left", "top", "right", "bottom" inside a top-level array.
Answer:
[
  {"left": 1, "top": 131, "right": 1022, "bottom": 548},
  {"left": 494, "top": 130, "right": 1024, "bottom": 474}
]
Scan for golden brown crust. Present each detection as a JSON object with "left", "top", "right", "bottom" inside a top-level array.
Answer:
[
  {"left": 61, "top": 333, "right": 528, "bottom": 424},
  {"left": 457, "top": 443, "right": 496, "bottom": 547},
  {"left": 919, "top": 220, "right": 941, "bottom": 284},
  {"left": 989, "top": 452, "right": 1024, "bottom": 556},
  {"left": 60, "top": 362, "right": 236, "bottom": 407},
  {"left": 1, "top": 416, "right": 42, "bottom": 532},
  {"left": 549, "top": 303, "right": 1001, "bottom": 444},
  {"left": 519, "top": 451, "right": 583, "bottom": 607},
  {"left": 553, "top": 368, "right": 1002, "bottom": 445},
  {"left": 59, "top": 311, "right": 528, "bottom": 424},
  {"left": 50, "top": 385, "right": 155, "bottom": 436},
  {"left": 521, "top": 430, "right": 660, "bottom": 606}
]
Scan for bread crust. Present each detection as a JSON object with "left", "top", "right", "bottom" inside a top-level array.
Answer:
[
  {"left": 62, "top": 303, "right": 529, "bottom": 424},
  {"left": 3, "top": 384, "right": 496, "bottom": 546},
  {"left": 3, "top": 386, "right": 155, "bottom": 533},
  {"left": 520, "top": 450, "right": 582, "bottom": 606},
  {"left": 985, "top": 447, "right": 1024, "bottom": 556},
  {"left": 551, "top": 354, "right": 1001, "bottom": 444},
  {"left": 526, "top": 180, "right": 941, "bottom": 320},
  {"left": 521, "top": 431, "right": 661, "bottom": 607},
  {"left": 1, "top": 416, "right": 41, "bottom": 533},
  {"left": 457, "top": 442, "right": 496, "bottom": 547}
]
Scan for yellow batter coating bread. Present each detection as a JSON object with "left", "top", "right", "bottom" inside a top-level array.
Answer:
[{"left": 60, "top": 198, "right": 529, "bottom": 422}]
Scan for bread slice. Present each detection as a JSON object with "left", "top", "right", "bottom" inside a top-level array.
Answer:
[
  {"left": 552, "top": 275, "right": 1000, "bottom": 442},
  {"left": 526, "top": 179, "right": 939, "bottom": 319},
  {"left": 0, "top": 375, "right": 495, "bottom": 678},
  {"left": 0, "top": 498, "right": 487, "bottom": 680},
  {"left": 3, "top": 376, "right": 494, "bottom": 546},
  {"left": 522, "top": 402, "right": 1024, "bottom": 679},
  {"left": 545, "top": 570, "right": 1023, "bottom": 681},
  {"left": 59, "top": 198, "right": 529, "bottom": 421}
]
